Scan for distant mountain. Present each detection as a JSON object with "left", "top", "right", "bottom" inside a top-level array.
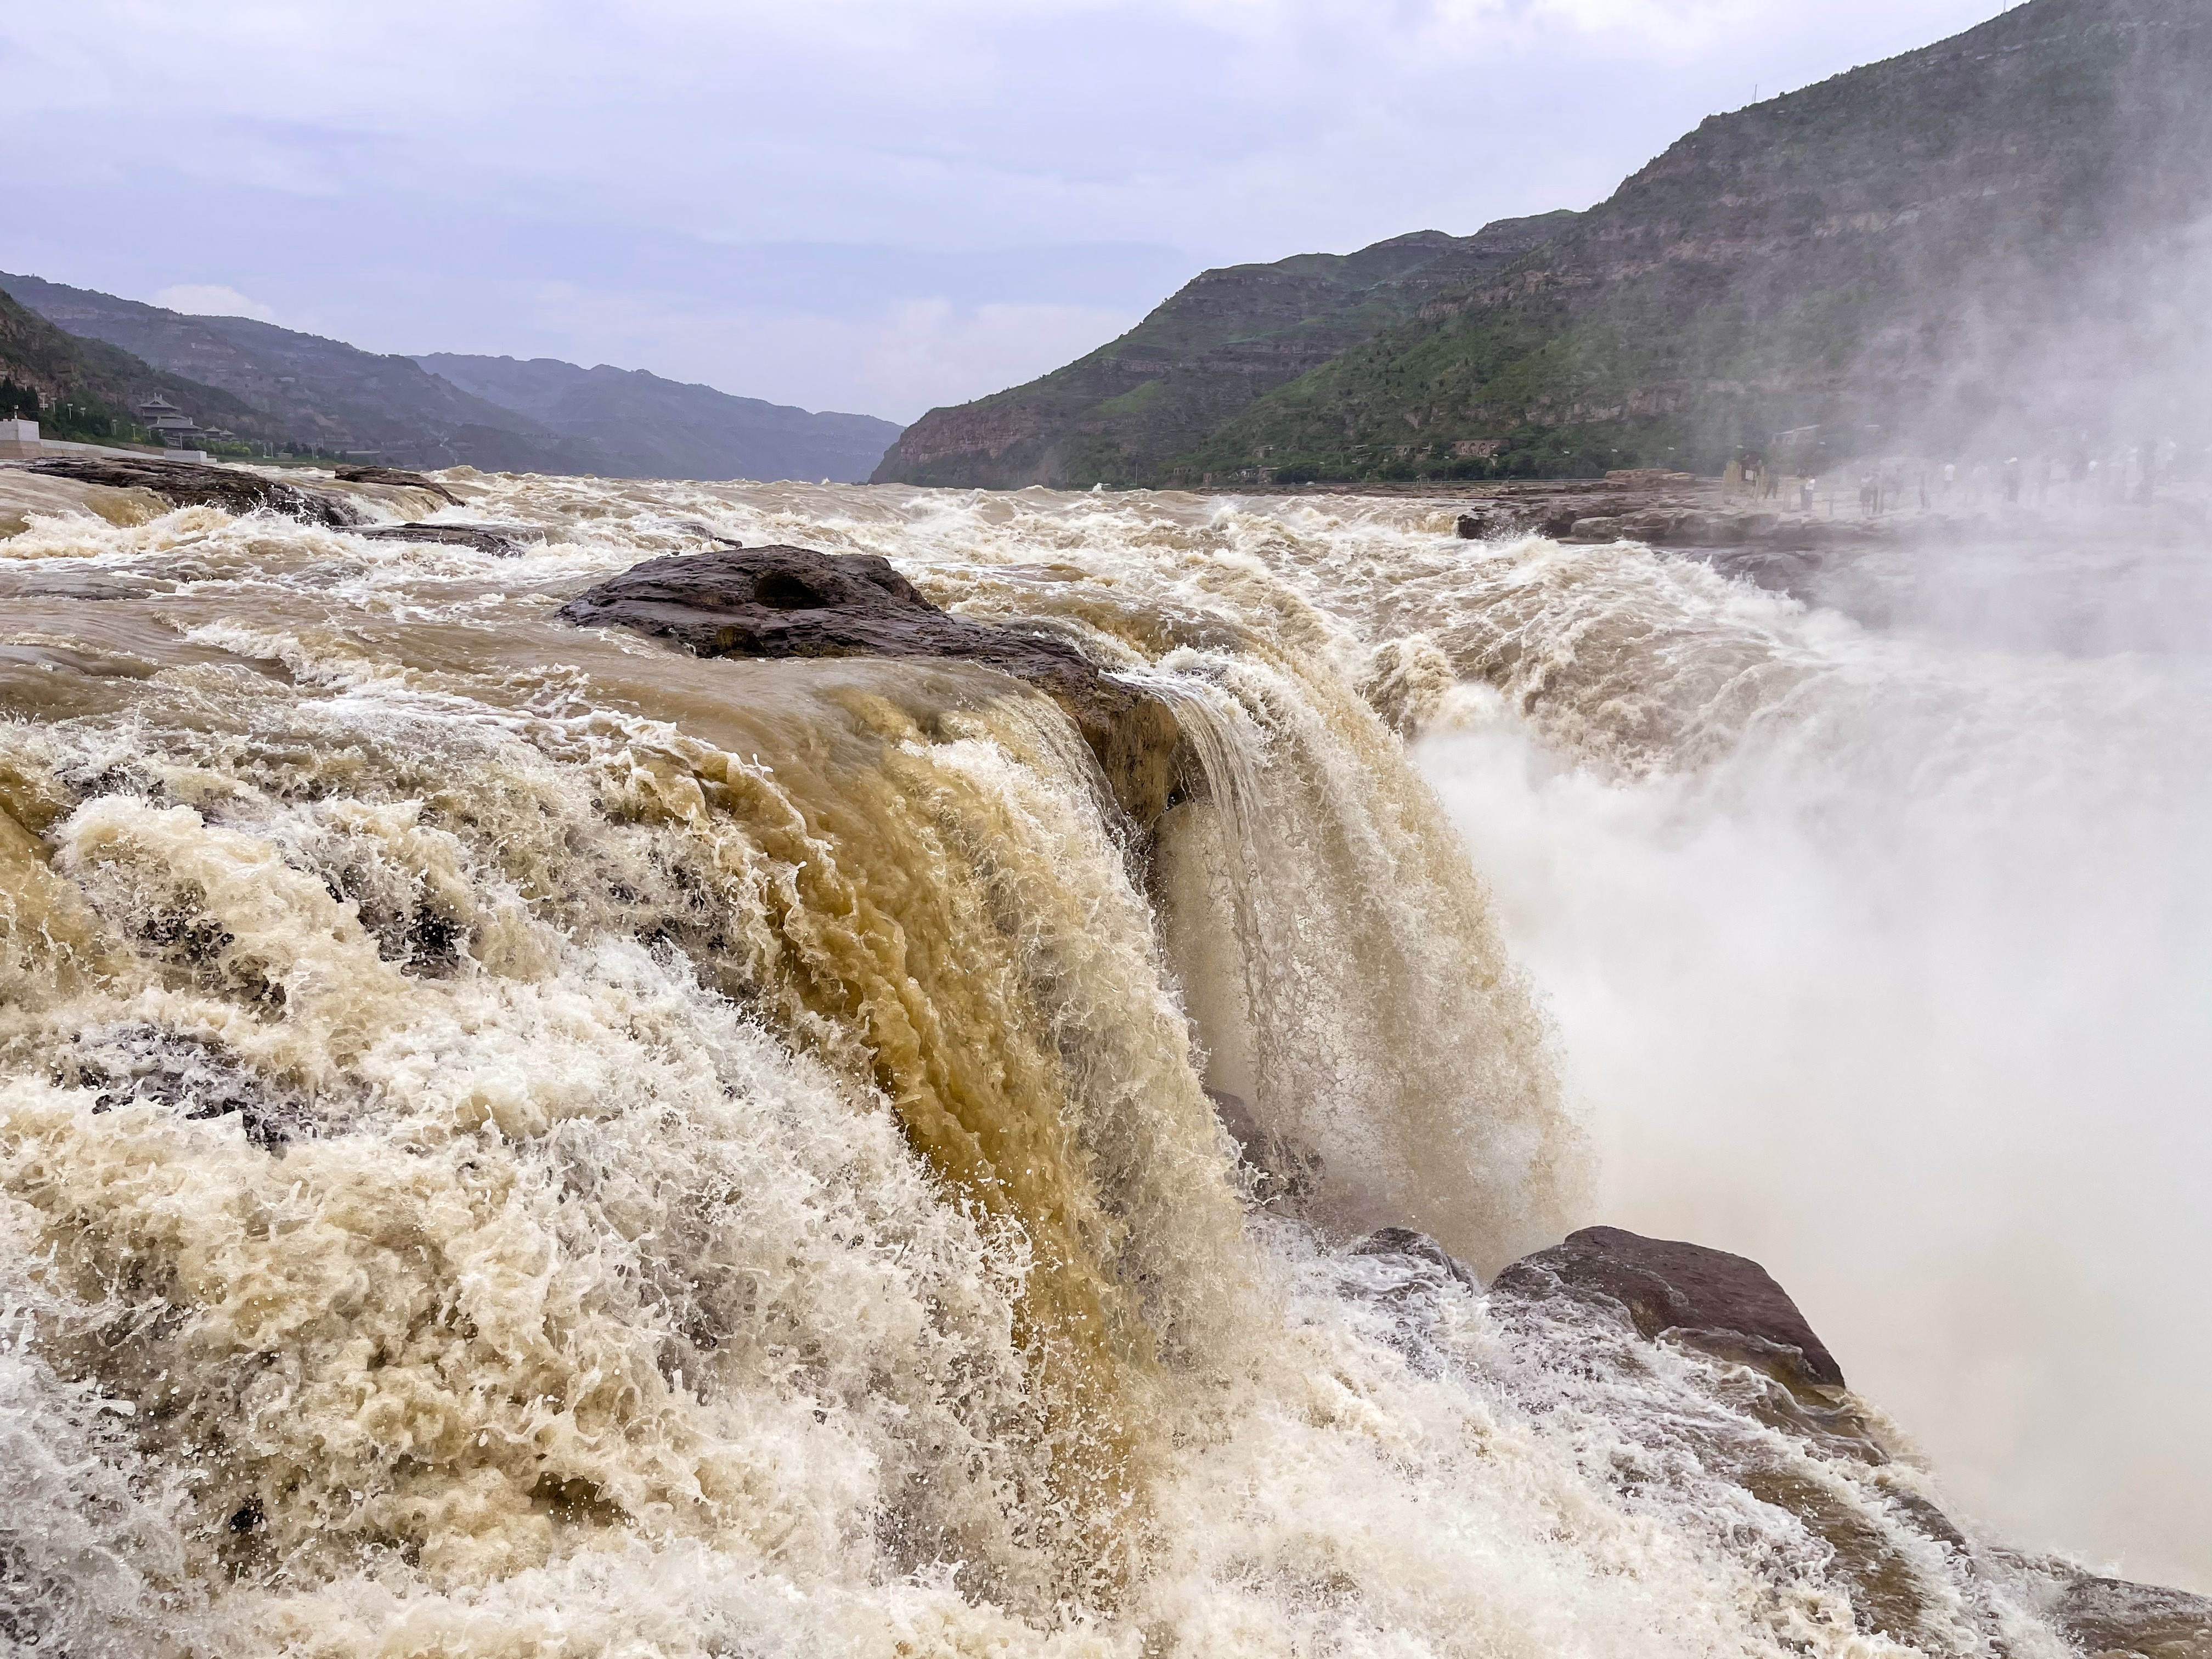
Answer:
[
  {"left": 0, "top": 285, "right": 280, "bottom": 447},
  {"left": 872, "top": 212, "right": 1578, "bottom": 488},
  {"left": 0, "top": 273, "right": 598, "bottom": 471},
  {"left": 419, "top": 356, "right": 904, "bottom": 484},
  {"left": 0, "top": 274, "right": 901, "bottom": 482}
]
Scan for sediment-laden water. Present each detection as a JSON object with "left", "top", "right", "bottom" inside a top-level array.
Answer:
[{"left": 0, "top": 470, "right": 2200, "bottom": 1654}]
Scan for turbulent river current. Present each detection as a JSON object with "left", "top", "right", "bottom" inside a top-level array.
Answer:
[{"left": 0, "top": 471, "right": 2204, "bottom": 1655}]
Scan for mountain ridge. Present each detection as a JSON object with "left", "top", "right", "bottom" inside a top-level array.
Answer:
[
  {"left": 0, "top": 275, "right": 904, "bottom": 483},
  {"left": 880, "top": 0, "right": 2212, "bottom": 489},
  {"left": 1185, "top": 0, "right": 2212, "bottom": 483},
  {"left": 420, "top": 354, "right": 902, "bottom": 485},
  {"left": 0, "top": 273, "right": 594, "bottom": 471}
]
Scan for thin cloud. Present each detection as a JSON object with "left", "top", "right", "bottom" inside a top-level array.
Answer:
[{"left": 2, "top": 0, "right": 2008, "bottom": 414}]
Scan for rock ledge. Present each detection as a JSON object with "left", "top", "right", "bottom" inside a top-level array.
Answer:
[{"left": 556, "top": 546, "right": 1182, "bottom": 828}]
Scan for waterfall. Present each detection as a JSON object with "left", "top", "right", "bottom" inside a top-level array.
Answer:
[{"left": 0, "top": 470, "right": 2195, "bottom": 1653}]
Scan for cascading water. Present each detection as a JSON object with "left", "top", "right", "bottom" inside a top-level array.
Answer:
[{"left": 0, "top": 467, "right": 2198, "bottom": 1655}]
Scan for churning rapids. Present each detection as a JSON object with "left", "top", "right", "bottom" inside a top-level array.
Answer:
[{"left": 0, "top": 468, "right": 2205, "bottom": 1657}]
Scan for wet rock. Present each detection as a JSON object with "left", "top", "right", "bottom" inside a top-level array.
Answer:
[
  {"left": 1454, "top": 510, "right": 1498, "bottom": 540},
  {"left": 355, "top": 522, "right": 531, "bottom": 556},
  {"left": 556, "top": 547, "right": 1183, "bottom": 828},
  {"left": 2055, "top": 1573, "right": 2212, "bottom": 1658},
  {"left": 59, "top": 1024, "right": 306, "bottom": 1151},
  {"left": 1492, "top": 1223, "right": 1845, "bottom": 1391},
  {"left": 23, "top": 455, "right": 364, "bottom": 527},
  {"left": 676, "top": 522, "right": 745, "bottom": 549},
  {"left": 1492, "top": 1226, "right": 1977, "bottom": 1644},
  {"left": 1351, "top": 1227, "right": 1481, "bottom": 1290},
  {"left": 332, "top": 465, "right": 461, "bottom": 504},
  {"left": 1206, "top": 1087, "right": 1324, "bottom": 1209}
]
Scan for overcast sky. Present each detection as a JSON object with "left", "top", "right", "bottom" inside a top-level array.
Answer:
[{"left": 5, "top": 0, "right": 2006, "bottom": 422}]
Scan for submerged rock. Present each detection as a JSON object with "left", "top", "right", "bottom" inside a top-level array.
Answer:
[
  {"left": 23, "top": 455, "right": 364, "bottom": 527},
  {"left": 1351, "top": 1227, "right": 1482, "bottom": 1290},
  {"left": 557, "top": 547, "right": 1184, "bottom": 828},
  {"left": 1206, "top": 1087, "right": 1324, "bottom": 1209},
  {"left": 1493, "top": 1223, "right": 1845, "bottom": 1391},
  {"left": 59, "top": 1023, "right": 307, "bottom": 1151},
  {"left": 332, "top": 465, "right": 461, "bottom": 504},
  {"left": 356, "top": 522, "right": 531, "bottom": 556}
]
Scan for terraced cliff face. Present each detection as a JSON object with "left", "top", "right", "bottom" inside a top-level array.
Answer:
[
  {"left": 872, "top": 212, "right": 1578, "bottom": 489},
  {"left": 1189, "top": 0, "right": 2212, "bottom": 482}
]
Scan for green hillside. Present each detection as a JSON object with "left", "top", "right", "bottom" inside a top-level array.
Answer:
[
  {"left": 873, "top": 213, "right": 1578, "bottom": 488},
  {"left": 1184, "top": 0, "right": 2212, "bottom": 484}
]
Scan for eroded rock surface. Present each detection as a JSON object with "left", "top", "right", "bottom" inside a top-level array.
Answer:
[
  {"left": 556, "top": 546, "right": 1183, "bottom": 828},
  {"left": 1351, "top": 1226, "right": 1481, "bottom": 1290},
  {"left": 24, "top": 455, "right": 362, "bottom": 527},
  {"left": 2056, "top": 1573, "right": 2212, "bottom": 1659}
]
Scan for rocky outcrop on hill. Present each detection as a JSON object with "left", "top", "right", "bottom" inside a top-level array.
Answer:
[
  {"left": 556, "top": 548, "right": 1183, "bottom": 828},
  {"left": 873, "top": 213, "right": 1578, "bottom": 489},
  {"left": 20, "top": 455, "right": 362, "bottom": 527}
]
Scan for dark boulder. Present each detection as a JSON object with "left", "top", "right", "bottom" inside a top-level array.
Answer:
[
  {"left": 2055, "top": 1574, "right": 2212, "bottom": 1658},
  {"left": 556, "top": 547, "right": 1183, "bottom": 828},
  {"left": 25, "top": 455, "right": 363, "bottom": 527},
  {"left": 334, "top": 465, "right": 461, "bottom": 504},
  {"left": 1493, "top": 1223, "right": 1845, "bottom": 1392},
  {"left": 355, "top": 522, "right": 531, "bottom": 556}
]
